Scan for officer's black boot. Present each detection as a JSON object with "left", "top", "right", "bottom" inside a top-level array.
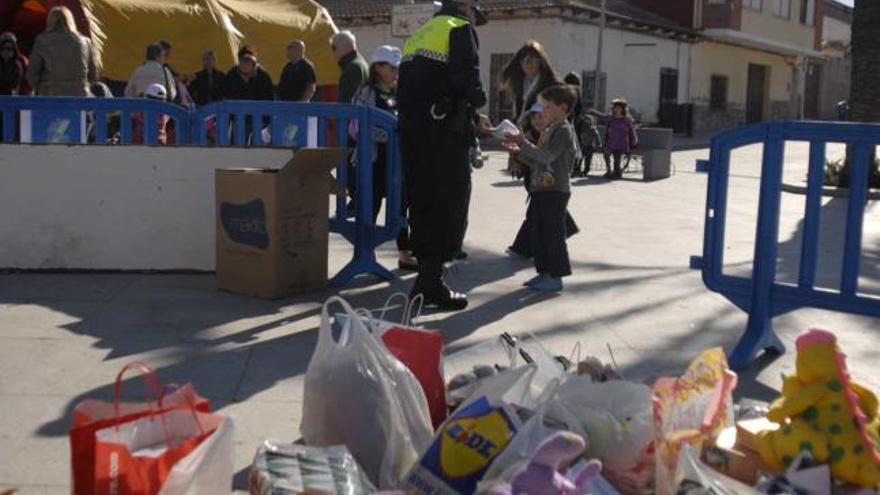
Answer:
[{"left": 411, "top": 256, "right": 468, "bottom": 311}]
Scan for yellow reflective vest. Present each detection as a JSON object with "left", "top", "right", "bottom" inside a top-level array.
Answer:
[{"left": 402, "top": 15, "right": 471, "bottom": 64}]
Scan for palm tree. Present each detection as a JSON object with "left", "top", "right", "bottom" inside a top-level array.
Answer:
[{"left": 843, "top": 0, "right": 880, "bottom": 187}]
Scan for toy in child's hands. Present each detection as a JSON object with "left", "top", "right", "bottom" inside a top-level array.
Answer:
[
  {"left": 492, "top": 119, "right": 520, "bottom": 140},
  {"left": 487, "top": 431, "right": 603, "bottom": 495}
]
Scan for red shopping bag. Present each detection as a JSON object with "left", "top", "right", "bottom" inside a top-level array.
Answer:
[
  {"left": 380, "top": 326, "right": 446, "bottom": 428},
  {"left": 92, "top": 408, "right": 221, "bottom": 495},
  {"left": 69, "top": 362, "right": 210, "bottom": 495}
]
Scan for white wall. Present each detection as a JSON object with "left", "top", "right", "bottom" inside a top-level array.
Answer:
[
  {"left": 345, "top": 18, "right": 691, "bottom": 123},
  {"left": 565, "top": 25, "right": 691, "bottom": 121},
  {"left": 0, "top": 145, "right": 293, "bottom": 271}
]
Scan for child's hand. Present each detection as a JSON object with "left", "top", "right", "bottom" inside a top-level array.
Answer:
[
  {"left": 477, "top": 113, "right": 493, "bottom": 132},
  {"left": 503, "top": 131, "right": 524, "bottom": 145},
  {"left": 502, "top": 141, "right": 520, "bottom": 154}
]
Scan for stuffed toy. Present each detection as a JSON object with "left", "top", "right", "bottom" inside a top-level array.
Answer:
[
  {"left": 757, "top": 329, "right": 880, "bottom": 488},
  {"left": 487, "top": 431, "right": 603, "bottom": 495}
]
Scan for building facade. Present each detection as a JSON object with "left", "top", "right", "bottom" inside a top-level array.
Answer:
[
  {"left": 634, "top": 0, "right": 826, "bottom": 131},
  {"left": 321, "top": 0, "right": 830, "bottom": 134},
  {"left": 322, "top": 0, "right": 697, "bottom": 127}
]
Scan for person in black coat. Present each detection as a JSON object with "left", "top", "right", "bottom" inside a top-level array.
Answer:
[
  {"left": 188, "top": 50, "right": 225, "bottom": 106},
  {"left": 0, "top": 31, "right": 23, "bottom": 95},
  {"left": 223, "top": 47, "right": 274, "bottom": 144},
  {"left": 223, "top": 47, "right": 274, "bottom": 101},
  {"left": 397, "top": 0, "right": 488, "bottom": 311}
]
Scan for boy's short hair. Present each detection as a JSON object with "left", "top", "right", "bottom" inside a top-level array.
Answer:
[{"left": 539, "top": 84, "right": 578, "bottom": 114}]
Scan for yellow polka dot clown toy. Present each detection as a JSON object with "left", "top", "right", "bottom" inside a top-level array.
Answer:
[{"left": 756, "top": 328, "right": 880, "bottom": 488}]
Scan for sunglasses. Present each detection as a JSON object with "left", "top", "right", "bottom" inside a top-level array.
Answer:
[{"left": 0, "top": 46, "right": 13, "bottom": 52}]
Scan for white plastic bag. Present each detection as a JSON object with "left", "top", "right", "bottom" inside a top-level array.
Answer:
[
  {"left": 444, "top": 333, "right": 565, "bottom": 408},
  {"left": 516, "top": 334, "right": 567, "bottom": 397},
  {"left": 300, "top": 296, "right": 433, "bottom": 489},
  {"left": 556, "top": 376, "right": 655, "bottom": 494}
]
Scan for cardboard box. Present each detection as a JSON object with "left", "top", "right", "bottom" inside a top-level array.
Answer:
[
  {"left": 703, "top": 426, "right": 772, "bottom": 484},
  {"left": 736, "top": 417, "right": 780, "bottom": 453},
  {"left": 215, "top": 148, "right": 350, "bottom": 299}
]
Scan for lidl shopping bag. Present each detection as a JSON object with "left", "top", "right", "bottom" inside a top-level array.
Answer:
[
  {"left": 653, "top": 348, "right": 738, "bottom": 495},
  {"left": 301, "top": 296, "right": 433, "bottom": 489},
  {"left": 70, "top": 363, "right": 211, "bottom": 495},
  {"left": 402, "top": 366, "right": 544, "bottom": 495},
  {"left": 403, "top": 397, "right": 520, "bottom": 495},
  {"left": 92, "top": 408, "right": 233, "bottom": 495}
]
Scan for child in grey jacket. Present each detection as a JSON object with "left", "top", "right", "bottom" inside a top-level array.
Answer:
[{"left": 504, "top": 84, "right": 580, "bottom": 292}]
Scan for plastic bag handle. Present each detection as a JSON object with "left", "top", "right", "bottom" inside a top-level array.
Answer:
[
  {"left": 319, "top": 296, "right": 371, "bottom": 348},
  {"left": 354, "top": 308, "right": 380, "bottom": 335},
  {"left": 405, "top": 293, "right": 424, "bottom": 327},
  {"left": 501, "top": 332, "right": 533, "bottom": 365},
  {"left": 568, "top": 342, "right": 582, "bottom": 368},
  {"left": 113, "top": 361, "right": 162, "bottom": 417},
  {"left": 161, "top": 383, "right": 205, "bottom": 438},
  {"left": 112, "top": 362, "right": 173, "bottom": 445},
  {"left": 378, "top": 292, "right": 409, "bottom": 324}
]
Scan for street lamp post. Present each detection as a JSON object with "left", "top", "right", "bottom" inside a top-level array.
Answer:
[{"left": 594, "top": 0, "right": 607, "bottom": 108}]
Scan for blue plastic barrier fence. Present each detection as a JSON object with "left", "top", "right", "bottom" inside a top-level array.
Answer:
[
  {"left": 0, "top": 96, "right": 191, "bottom": 145},
  {"left": 0, "top": 96, "right": 402, "bottom": 287},
  {"left": 692, "top": 121, "right": 880, "bottom": 370}
]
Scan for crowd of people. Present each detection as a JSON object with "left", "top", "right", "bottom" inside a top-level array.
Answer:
[
  {"left": 0, "top": 1, "right": 642, "bottom": 309},
  {"left": 0, "top": 6, "right": 349, "bottom": 106}
]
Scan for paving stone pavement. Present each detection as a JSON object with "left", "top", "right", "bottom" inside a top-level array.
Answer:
[{"left": 1, "top": 143, "right": 878, "bottom": 493}]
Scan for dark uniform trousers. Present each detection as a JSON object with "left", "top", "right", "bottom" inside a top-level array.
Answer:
[{"left": 400, "top": 116, "right": 472, "bottom": 287}]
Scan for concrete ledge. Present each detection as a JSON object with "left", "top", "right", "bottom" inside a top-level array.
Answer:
[
  {"left": 781, "top": 181, "right": 880, "bottom": 200},
  {"left": 0, "top": 144, "right": 293, "bottom": 271}
]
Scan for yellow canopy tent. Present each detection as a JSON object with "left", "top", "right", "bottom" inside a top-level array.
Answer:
[{"left": 82, "top": 0, "right": 340, "bottom": 85}]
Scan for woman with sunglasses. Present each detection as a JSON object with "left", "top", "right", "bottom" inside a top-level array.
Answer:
[{"left": 500, "top": 40, "right": 562, "bottom": 129}]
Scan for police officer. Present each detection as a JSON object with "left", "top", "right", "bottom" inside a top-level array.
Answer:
[{"left": 398, "top": 0, "right": 487, "bottom": 311}]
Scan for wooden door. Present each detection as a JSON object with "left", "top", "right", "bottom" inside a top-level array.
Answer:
[
  {"left": 746, "top": 63, "right": 768, "bottom": 124},
  {"left": 804, "top": 61, "right": 822, "bottom": 120}
]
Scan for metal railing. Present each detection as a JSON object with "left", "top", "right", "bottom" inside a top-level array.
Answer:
[
  {"left": 692, "top": 121, "right": 880, "bottom": 370},
  {"left": 0, "top": 96, "right": 402, "bottom": 287}
]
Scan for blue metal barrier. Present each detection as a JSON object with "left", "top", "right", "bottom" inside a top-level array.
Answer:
[
  {"left": 0, "top": 96, "right": 403, "bottom": 287},
  {"left": 693, "top": 121, "right": 880, "bottom": 370}
]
